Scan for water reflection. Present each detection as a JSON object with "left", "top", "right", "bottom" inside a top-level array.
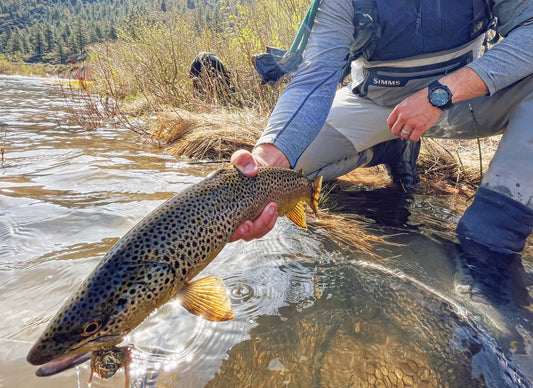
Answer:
[{"left": 0, "top": 75, "right": 532, "bottom": 387}]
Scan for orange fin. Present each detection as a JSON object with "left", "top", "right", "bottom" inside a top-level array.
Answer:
[
  {"left": 309, "top": 176, "right": 322, "bottom": 217},
  {"left": 177, "top": 276, "right": 234, "bottom": 321},
  {"left": 285, "top": 200, "right": 307, "bottom": 228}
]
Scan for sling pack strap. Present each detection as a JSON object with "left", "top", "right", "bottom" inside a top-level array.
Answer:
[
  {"left": 289, "top": 0, "right": 321, "bottom": 55},
  {"left": 252, "top": 0, "right": 321, "bottom": 85}
]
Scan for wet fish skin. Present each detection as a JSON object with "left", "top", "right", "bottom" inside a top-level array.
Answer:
[{"left": 27, "top": 166, "right": 322, "bottom": 369}]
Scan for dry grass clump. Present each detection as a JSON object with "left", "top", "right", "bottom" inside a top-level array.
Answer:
[
  {"left": 308, "top": 168, "right": 399, "bottom": 255},
  {"left": 418, "top": 137, "right": 499, "bottom": 197},
  {"left": 332, "top": 166, "right": 394, "bottom": 191},
  {"left": 148, "top": 109, "right": 265, "bottom": 160},
  {"left": 308, "top": 211, "right": 390, "bottom": 257}
]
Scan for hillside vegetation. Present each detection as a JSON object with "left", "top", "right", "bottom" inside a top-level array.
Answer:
[{"left": 0, "top": 0, "right": 221, "bottom": 64}]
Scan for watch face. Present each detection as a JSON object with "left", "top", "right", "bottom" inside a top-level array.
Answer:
[{"left": 430, "top": 87, "right": 451, "bottom": 107}]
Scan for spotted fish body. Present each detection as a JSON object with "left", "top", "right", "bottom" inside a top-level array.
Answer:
[{"left": 27, "top": 166, "right": 322, "bottom": 373}]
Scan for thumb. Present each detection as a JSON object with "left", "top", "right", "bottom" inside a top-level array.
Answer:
[{"left": 230, "top": 149, "right": 258, "bottom": 177}]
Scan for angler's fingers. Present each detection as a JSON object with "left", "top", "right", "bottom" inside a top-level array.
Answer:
[
  {"left": 229, "top": 220, "right": 254, "bottom": 242},
  {"left": 229, "top": 202, "right": 278, "bottom": 242},
  {"left": 230, "top": 149, "right": 259, "bottom": 177},
  {"left": 407, "top": 127, "right": 424, "bottom": 142},
  {"left": 387, "top": 109, "right": 399, "bottom": 132},
  {"left": 253, "top": 202, "right": 278, "bottom": 240}
]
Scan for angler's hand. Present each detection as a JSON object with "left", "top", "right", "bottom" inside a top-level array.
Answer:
[
  {"left": 387, "top": 87, "right": 442, "bottom": 142},
  {"left": 229, "top": 145, "right": 289, "bottom": 242},
  {"left": 388, "top": 68, "right": 489, "bottom": 142}
]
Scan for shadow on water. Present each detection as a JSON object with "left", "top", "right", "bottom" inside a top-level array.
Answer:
[{"left": 1, "top": 76, "right": 532, "bottom": 387}]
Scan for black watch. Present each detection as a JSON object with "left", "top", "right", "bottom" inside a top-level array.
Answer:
[{"left": 428, "top": 80, "right": 453, "bottom": 110}]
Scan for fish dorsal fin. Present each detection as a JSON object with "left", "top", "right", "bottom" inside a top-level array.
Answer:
[
  {"left": 177, "top": 276, "right": 234, "bottom": 321},
  {"left": 285, "top": 200, "right": 307, "bottom": 228}
]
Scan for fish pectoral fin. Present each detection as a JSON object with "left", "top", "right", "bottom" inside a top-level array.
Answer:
[
  {"left": 177, "top": 276, "right": 234, "bottom": 322},
  {"left": 285, "top": 200, "right": 307, "bottom": 228}
]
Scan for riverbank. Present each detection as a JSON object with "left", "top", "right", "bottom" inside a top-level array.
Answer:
[
  {"left": 0, "top": 57, "right": 74, "bottom": 78},
  {"left": 143, "top": 105, "right": 498, "bottom": 199}
]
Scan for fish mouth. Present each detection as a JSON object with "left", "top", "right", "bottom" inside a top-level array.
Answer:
[
  {"left": 27, "top": 333, "right": 124, "bottom": 372},
  {"left": 34, "top": 352, "right": 92, "bottom": 376}
]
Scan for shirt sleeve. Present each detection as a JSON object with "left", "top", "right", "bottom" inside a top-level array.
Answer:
[
  {"left": 256, "top": 0, "right": 355, "bottom": 168},
  {"left": 467, "top": 0, "right": 533, "bottom": 95}
]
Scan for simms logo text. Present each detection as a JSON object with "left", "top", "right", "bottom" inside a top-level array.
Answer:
[{"left": 372, "top": 78, "right": 401, "bottom": 86}]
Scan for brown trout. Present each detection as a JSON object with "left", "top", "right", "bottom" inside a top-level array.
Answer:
[{"left": 26, "top": 166, "right": 322, "bottom": 379}]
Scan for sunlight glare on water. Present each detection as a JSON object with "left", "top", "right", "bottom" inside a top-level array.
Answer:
[{"left": 1, "top": 76, "right": 532, "bottom": 388}]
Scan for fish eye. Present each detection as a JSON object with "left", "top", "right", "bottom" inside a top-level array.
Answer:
[{"left": 81, "top": 320, "right": 102, "bottom": 337}]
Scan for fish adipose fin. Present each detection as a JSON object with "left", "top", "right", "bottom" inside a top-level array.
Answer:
[
  {"left": 177, "top": 276, "right": 234, "bottom": 321},
  {"left": 286, "top": 200, "right": 307, "bottom": 228}
]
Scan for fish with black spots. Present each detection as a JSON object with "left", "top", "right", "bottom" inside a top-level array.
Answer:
[{"left": 26, "top": 166, "right": 322, "bottom": 383}]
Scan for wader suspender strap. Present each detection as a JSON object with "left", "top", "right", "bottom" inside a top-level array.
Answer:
[
  {"left": 341, "top": 0, "right": 379, "bottom": 79},
  {"left": 474, "top": 0, "right": 499, "bottom": 44}
]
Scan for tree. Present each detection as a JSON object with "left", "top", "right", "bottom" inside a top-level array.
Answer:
[
  {"left": 33, "top": 29, "right": 45, "bottom": 61},
  {"left": 57, "top": 38, "right": 67, "bottom": 63},
  {"left": 109, "top": 25, "right": 118, "bottom": 40},
  {"left": 6, "top": 31, "right": 22, "bottom": 55},
  {"left": 44, "top": 25, "right": 56, "bottom": 53},
  {"left": 74, "top": 18, "right": 89, "bottom": 56}
]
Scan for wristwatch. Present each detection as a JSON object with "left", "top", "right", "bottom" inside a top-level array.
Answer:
[{"left": 428, "top": 80, "right": 453, "bottom": 110}]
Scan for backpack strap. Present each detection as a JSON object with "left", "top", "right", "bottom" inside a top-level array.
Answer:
[
  {"left": 251, "top": 0, "right": 321, "bottom": 84},
  {"left": 289, "top": 0, "right": 322, "bottom": 56},
  {"left": 276, "top": 0, "right": 322, "bottom": 76}
]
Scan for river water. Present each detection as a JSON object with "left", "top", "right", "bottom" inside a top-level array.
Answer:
[{"left": 0, "top": 75, "right": 532, "bottom": 387}]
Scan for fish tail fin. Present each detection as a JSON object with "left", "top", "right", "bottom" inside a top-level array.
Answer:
[
  {"left": 286, "top": 201, "right": 307, "bottom": 228},
  {"left": 310, "top": 176, "right": 322, "bottom": 217}
]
